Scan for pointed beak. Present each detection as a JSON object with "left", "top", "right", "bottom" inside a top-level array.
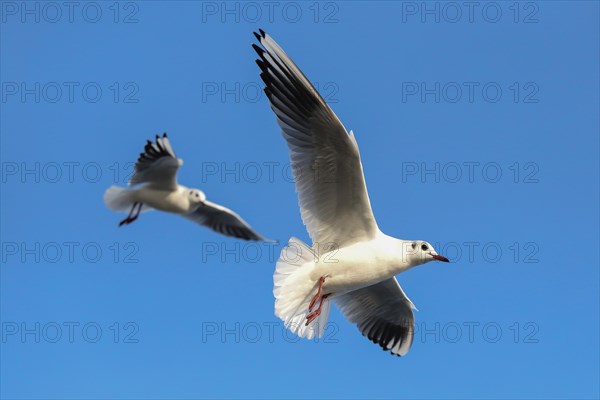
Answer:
[{"left": 431, "top": 254, "right": 450, "bottom": 263}]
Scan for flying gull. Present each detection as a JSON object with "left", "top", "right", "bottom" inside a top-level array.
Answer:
[
  {"left": 253, "top": 30, "right": 449, "bottom": 356},
  {"left": 104, "top": 133, "right": 267, "bottom": 241}
]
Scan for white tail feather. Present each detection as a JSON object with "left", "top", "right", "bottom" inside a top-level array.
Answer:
[
  {"left": 274, "top": 237, "right": 331, "bottom": 340},
  {"left": 103, "top": 186, "right": 135, "bottom": 212}
]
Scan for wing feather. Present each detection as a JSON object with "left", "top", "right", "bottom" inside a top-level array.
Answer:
[
  {"left": 335, "top": 278, "right": 415, "bottom": 357},
  {"left": 183, "top": 200, "right": 267, "bottom": 242},
  {"left": 253, "top": 30, "right": 378, "bottom": 247},
  {"left": 129, "top": 133, "right": 182, "bottom": 190}
]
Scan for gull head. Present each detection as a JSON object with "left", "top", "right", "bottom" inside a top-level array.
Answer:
[
  {"left": 407, "top": 241, "right": 449, "bottom": 266},
  {"left": 187, "top": 189, "right": 206, "bottom": 206}
]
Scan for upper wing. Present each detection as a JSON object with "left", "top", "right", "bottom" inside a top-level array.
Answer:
[
  {"left": 183, "top": 200, "right": 267, "bottom": 242},
  {"left": 335, "top": 278, "right": 415, "bottom": 357},
  {"left": 253, "top": 30, "right": 378, "bottom": 247},
  {"left": 129, "top": 133, "right": 182, "bottom": 191}
]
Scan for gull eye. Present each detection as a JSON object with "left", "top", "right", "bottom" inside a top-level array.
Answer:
[{"left": 421, "top": 244, "right": 428, "bottom": 251}]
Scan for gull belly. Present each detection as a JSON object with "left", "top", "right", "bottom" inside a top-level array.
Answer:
[{"left": 312, "top": 234, "right": 411, "bottom": 296}]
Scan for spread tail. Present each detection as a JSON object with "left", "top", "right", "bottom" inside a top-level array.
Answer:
[
  {"left": 103, "top": 186, "right": 135, "bottom": 212},
  {"left": 274, "top": 237, "right": 331, "bottom": 340}
]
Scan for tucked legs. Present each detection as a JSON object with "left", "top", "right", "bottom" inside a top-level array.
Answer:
[
  {"left": 119, "top": 202, "right": 142, "bottom": 226},
  {"left": 306, "top": 276, "right": 330, "bottom": 326}
]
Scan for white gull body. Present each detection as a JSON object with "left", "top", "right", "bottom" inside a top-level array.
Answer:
[
  {"left": 253, "top": 30, "right": 449, "bottom": 356},
  {"left": 103, "top": 134, "right": 267, "bottom": 241}
]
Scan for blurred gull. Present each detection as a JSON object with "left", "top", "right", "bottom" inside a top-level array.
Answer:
[
  {"left": 104, "top": 133, "right": 267, "bottom": 241},
  {"left": 253, "top": 30, "right": 449, "bottom": 356}
]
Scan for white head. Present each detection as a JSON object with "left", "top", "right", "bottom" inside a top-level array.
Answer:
[
  {"left": 406, "top": 240, "right": 449, "bottom": 266},
  {"left": 187, "top": 188, "right": 206, "bottom": 206}
]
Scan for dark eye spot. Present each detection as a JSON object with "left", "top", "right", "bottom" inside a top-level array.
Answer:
[
  {"left": 421, "top": 244, "right": 428, "bottom": 251},
  {"left": 411, "top": 242, "right": 416, "bottom": 250}
]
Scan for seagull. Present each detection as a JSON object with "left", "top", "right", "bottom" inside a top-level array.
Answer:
[
  {"left": 253, "top": 30, "right": 450, "bottom": 356},
  {"left": 103, "top": 133, "right": 267, "bottom": 241}
]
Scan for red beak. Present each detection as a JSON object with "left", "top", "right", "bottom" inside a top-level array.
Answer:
[{"left": 432, "top": 254, "right": 450, "bottom": 263}]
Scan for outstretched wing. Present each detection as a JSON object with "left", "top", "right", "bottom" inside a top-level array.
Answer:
[
  {"left": 253, "top": 30, "right": 378, "bottom": 247},
  {"left": 129, "top": 133, "right": 182, "bottom": 191},
  {"left": 183, "top": 200, "right": 267, "bottom": 242},
  {"left": 335, "top": 278, "right": 416, "bottom": 357}
]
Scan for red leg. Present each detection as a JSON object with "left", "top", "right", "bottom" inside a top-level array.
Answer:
[
  {"left": 119, "top": 202, "right": 142, "bottom": 226},
  {"left": 128, "top": 202, "right": 142, "bottom": 223},
  {"left": 119, "top": 203, "right": 137, "bottom": 226},
  {"left": 306, "top": 294, "right": 330, "bottom": 326},
  {"left": 308, "top": 276, "right": 326, "bottom": 311}
]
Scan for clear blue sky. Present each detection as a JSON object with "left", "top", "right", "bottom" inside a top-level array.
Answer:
[{"left": 1, "top": 1, "right": 598, "bottom": 399}]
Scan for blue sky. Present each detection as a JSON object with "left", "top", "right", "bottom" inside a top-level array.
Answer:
[{"left": 1, "top": 1, "right": 598, "bottom": 399}]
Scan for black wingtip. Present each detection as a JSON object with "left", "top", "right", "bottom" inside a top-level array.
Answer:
[
  {"left": 253, "top": 31, "right": 262, "bottom": 42},
  {"left": 163, "top": 132, "right": 168, "bottom": 138},
  {"left": 258, "top": 28, "right": 266, "bottom": 37},
  {"left": 259, "top": 70, "right": 269, "bottom": 80},
  {"left": 251, "top": 235, "right": 269, "bottom": 242},
  {"left": 252, "top": 43, "right": 264, "bottom": 56},
  {"left": 146, "top": 140, "right": 152, "bottom": 145},
  {"left": 155, "top": 134, "right": 160, "bottom": 140}
]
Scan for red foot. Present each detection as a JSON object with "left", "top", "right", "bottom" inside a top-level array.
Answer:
[
  {"left": 119, "top": 202, "right": 142, "bottom": 227},
  {"left": 306, "top": 294, "right": 329, "bottom": 326},
  {"left": 119, "top": 216, "right": 137, "bottom": 226},
  {"left": 306, "top": 276, "right": 329, "bottom": 326}
]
